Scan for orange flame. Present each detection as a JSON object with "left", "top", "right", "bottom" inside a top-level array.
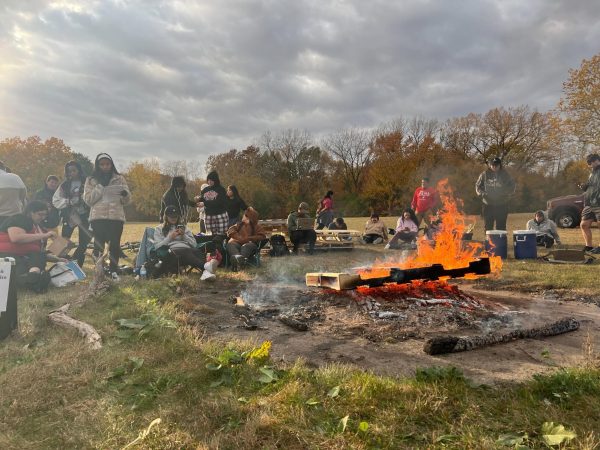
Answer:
[{"left": 357, "top": 179, "right": 502, "bottom": 278}]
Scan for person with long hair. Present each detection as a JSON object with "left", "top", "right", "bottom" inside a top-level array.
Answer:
[
  {"left": 385, "top": 208, "right": 419, "bottom": 249},
  {"left": 316, "top": 190, "right": 334, "bottom": 230},
  {"left": 152, "top": 205, "right": 215, "bottom": 279},
  {"left": 226, "top": 207, "right": 266, "bottom": 270},
  {"left": 52, "top": 161, "right": 91, "bottom": 266},
  {"left": 83, "top": 153, "right": 131, "bottom": 275},
  {"left": 159, "top": 176, "right": 196, "bottom": 224},
  {"left": 194, "top": 171, "right": 228, "bottom": 236},
  {"left": 34, "top": 175, "right": 61, "bottom": 230},
  {"left": 225, "top": 185, "right": 248, "bottom": 227},
  {"left": 0, "top": 200, "right": 66, "bottom": 292}
]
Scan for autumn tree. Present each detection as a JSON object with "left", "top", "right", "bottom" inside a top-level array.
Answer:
[
  {"left": 125, "top": 159, "right": 168, "bottom": 220},
  {"left": 558, "top": 53, "right": 600, "bottom": 150},
  {"left": 441, "top": 106, "right": 556, "bottom": 170},
  {"left": 0, "top": 136, "right": 93, "bottom": 192}
]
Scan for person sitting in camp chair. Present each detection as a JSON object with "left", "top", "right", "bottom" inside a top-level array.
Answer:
[
  {"left": 226, "top": 207, "right": 267, "bottom": 271},
  {"left": 152, "top": 205, "right": 216, "bottom": 280},
  {"left": 526, "top": 210, "right": 561, "bottom": 248}
]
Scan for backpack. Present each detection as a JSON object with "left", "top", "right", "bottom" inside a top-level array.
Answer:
[{"left": 269, "top": 234, "right": 289, "bottom": 257}]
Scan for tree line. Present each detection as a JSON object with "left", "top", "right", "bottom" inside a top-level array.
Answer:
[{"left": 1, "top": 54, "right": 598, "bottom": 221}]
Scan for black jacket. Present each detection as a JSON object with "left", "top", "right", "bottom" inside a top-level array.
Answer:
[
  {"left": 160, "top": 188, "right": 196, "bottom": 222},
  {"left": 475, "top": 169, "right": 515, "bottom": 206},
  {"left": 226, "top": 197, "right": 248, "bottom": 222}
]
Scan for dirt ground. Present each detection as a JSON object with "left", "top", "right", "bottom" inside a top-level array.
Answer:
[{"left": 181, "top": 256, "right": 600, "bottom": 385}]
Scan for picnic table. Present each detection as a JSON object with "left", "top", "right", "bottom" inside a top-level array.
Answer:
[{"left": 257, "top": 220, "right": 360, "bottom": 251}]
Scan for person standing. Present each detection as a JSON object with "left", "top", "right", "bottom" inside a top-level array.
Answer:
[
  {"left": 53, "top": 161, "right": 92, "bottom": 267},
  {"left": 83, "top": 153, "right": 131, "bottom": 275},
  {"left": 475, "top": 157, "right": 515, "bottom": 231},
  {"left": 316, "top": 191, "right": 334, "bottom": 230},
  {"left": 159, "top": 176, "right": 196, "bottom": 224},
  {"left": 34, "top": 175, "right": 61, "bottom": 230},
  {"left": 194, "top": 171, "right": 228, "bottom": 236},
  {"left": 579, "top": 153, "right": 600, "bottom": 253},
  {"left": 225, "top": 185, "right": 248, "bottom": 227},
  {"left": 0, "top": 160, "right": 27, "bottom": 225},
  {"left": 411, "top": 177, "right": 438, "bottom": 227}
]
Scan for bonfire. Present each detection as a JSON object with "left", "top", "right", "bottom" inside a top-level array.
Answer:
[{"left": 307, "top": 179, "right": 502, "bottom": 290}]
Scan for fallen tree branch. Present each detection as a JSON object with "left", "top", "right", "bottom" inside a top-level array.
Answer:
[
  {"left": 48, "top": 304, "right": 102, "bottom": 349},
  {"left": 424, "top": 317, "right": 580, "bottom": 355},
  {"left": 47, "top": 252, "right": 109, "bottom": 348}
]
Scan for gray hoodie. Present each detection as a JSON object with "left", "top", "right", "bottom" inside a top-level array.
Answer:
[{"left": 526, "top": 211, "right": 561, "bottom": 243}]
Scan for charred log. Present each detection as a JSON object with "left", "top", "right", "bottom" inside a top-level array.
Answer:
[{"left": 424, "top": 317, "right": 580, "bottom": 355}]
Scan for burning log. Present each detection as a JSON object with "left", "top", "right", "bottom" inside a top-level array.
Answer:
[
  {"left": 423, "top": 317, "right": 580, "bottom": 355},
  {"left": 306, "top": 258, "right": 491, "bottom": 291}
]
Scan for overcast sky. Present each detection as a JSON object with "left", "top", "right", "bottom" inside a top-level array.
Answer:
[{"left": 1, "top": 0, "right": 598, "bottom": 169}]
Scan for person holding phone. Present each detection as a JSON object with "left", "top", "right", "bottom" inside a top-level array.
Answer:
[
  {"left": 83, "top": 153, "right": 131, "bottom": 275},
  {"left": 153, "top": 205, "right": 214, "bottom": 277}
]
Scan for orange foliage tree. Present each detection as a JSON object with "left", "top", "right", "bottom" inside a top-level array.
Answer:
[{"left": 0, "top": 136, "right": 92, "bottom": 193}]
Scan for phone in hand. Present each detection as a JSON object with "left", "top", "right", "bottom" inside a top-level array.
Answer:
[{"left": 176, "top": 224, "right": 185, "bottom": 231}]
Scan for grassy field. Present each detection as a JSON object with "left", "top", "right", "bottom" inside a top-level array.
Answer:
[{"left": 1, "top": 214, "right": 599, "bottom": 448}]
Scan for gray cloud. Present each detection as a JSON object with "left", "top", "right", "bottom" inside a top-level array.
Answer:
[{"left": 0, "top": 0, "right": 598, "bottom": 169}]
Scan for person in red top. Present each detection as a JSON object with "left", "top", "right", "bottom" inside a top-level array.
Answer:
[{"left": 411, "top": 177, "right": 439, "bottom": 227}]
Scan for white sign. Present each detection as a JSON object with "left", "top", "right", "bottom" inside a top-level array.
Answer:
[{"left": 0, "top": 261, "right": 12, "bottom": 313}]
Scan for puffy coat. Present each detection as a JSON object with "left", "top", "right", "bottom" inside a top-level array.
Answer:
[{"left": 83, "top": 174, "right": 131, "bottom": 222}]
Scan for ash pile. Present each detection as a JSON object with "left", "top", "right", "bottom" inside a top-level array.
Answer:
[{"left": 234, "top": 279, "right": 525, "bottom": 343}]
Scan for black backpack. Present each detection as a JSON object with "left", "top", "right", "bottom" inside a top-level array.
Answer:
[{"left": 269, "top": 234, "right": 289, "bottom": 257}]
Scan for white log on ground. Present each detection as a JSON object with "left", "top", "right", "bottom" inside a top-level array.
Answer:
[{"left": 48, "top": 303, "right": 102, "bottom": 349}]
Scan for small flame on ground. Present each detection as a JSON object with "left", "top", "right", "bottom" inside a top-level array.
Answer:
[{"left": 357, "top": 179, "right": 503, "bottom": 279}]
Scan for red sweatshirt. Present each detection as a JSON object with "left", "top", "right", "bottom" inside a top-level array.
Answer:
[{"left": 411, "top": 187, "right": 438, "bottom": 213}]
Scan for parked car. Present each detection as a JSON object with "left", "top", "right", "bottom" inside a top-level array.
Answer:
[{"left": 547, "top": 193, "right": 584, "bottom": 228}]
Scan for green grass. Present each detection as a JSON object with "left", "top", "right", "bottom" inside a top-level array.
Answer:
[
  {"left": 1, "top": 214, "right": 599, "bottom": 448},
  {"left": 2, "top": 277, "right": 599, "bottom": 448}
]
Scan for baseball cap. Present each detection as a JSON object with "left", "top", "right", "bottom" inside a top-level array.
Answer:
[{"left": 164, "top": 205, "right": 179, "bottom": 217}]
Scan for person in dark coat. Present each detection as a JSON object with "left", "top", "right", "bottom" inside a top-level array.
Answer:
[
  {"left": 475, "top": 157, "right": 516, "bottom": 231},
  {"left": 159, "top": 176, "right": 196, "bottom": 224},
  {"left": 194, "top": 171, "right": 228, "bottom": 235},
  {"left": 33, "top": 175, "right": 60, "bottom": 229},
  {"left": 52, "top": 161, "right": 92, "bottom": 267},
  {"left": 225, "top": 185, "right": 248, "bottom": 227}
]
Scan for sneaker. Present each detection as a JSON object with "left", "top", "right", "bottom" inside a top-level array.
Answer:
[
  {"left": 590, "top": 247, "right": 600, "bottom": 254},
  {"left": 200, "top": 271, "right": 216, "bottom": 281},
  {"left": 204, "top": 259, "right": 219, "bottom": 274},
  {"left": 373, "top": 237, "right": 383, "bottom": 245},
  {"left": 584, "top": 246, "right": 594, "bottom": 252}
]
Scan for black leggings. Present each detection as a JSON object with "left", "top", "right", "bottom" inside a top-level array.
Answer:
[
  {"left": 62, "top": 216, "right": 92, "bottom": 266},
  {"left": 171, "top": 247, "right": 206, "bottom": 270},
  {"left": 91, "top": 219, "right": 124, "bottom": 272}
]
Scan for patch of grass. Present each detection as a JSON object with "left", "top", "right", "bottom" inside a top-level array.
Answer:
[{"left": 1, "top": 216, "right": 600, "bottom": 448}]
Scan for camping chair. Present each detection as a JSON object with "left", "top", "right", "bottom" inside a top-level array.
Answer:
[
  {"left": 135, "top": 227, "right": 182, "bottom": 277},
  {"left": 222, "top": 237, "right": 269, "bottom": 271}
]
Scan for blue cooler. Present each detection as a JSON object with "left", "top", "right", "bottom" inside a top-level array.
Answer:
[
  {"left": 513, "top": 230, "right": 537, "bottom": 259},
  {"left": 485, "top": 230, "right": 508, "bottom": 259}
]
